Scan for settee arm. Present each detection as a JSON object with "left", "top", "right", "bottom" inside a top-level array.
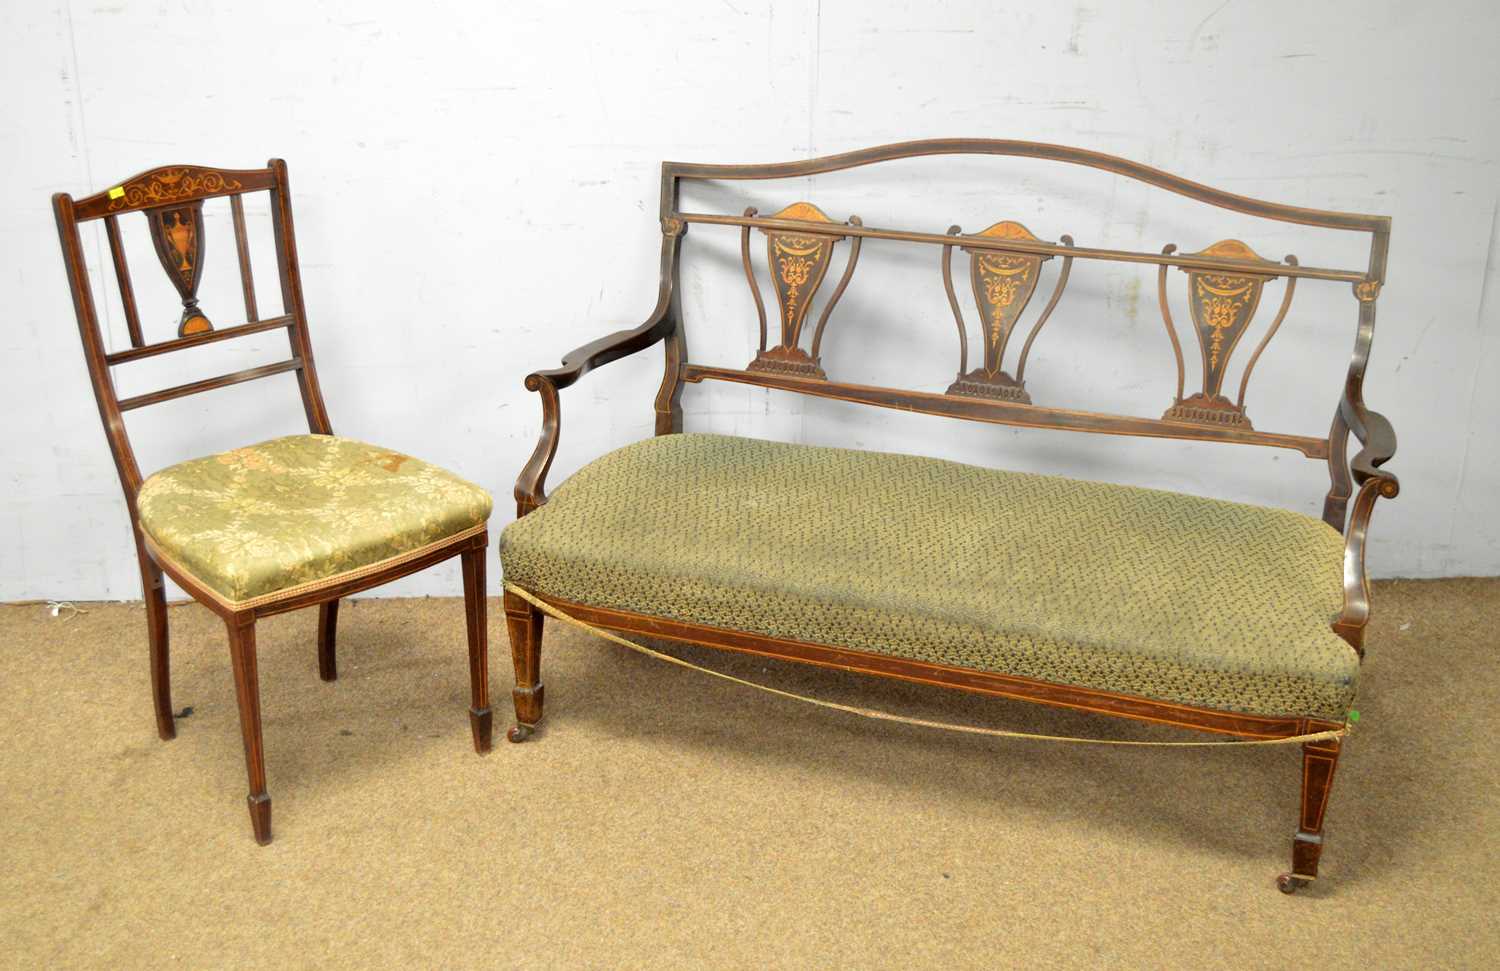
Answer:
[
  {"left": 1332, "top": 397, "right": 1400, "bottom": 655},
  {"left": 527, "top": 312, "right": 676, "bottom": 393},
  {"left": 514, "top": 311, "right": 674, "bottom": 516}
]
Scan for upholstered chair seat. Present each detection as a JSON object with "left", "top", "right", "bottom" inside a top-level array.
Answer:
[{"left": 137, "top": 434, "right": 492, "bottom": 610}]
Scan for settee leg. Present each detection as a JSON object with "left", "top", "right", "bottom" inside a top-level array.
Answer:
[
  {"left": 1277, "top": 726, "right": 1342, "bottom": 894},
  {"left": 504, "top": 590, "right": 544, "bottom": 743}
]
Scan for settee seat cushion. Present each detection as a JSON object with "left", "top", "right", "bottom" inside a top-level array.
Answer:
[
  {"left": 500, "top": 434, "right": 1356, "bottom": 721},
  {"left": 138, "top": 434, "right": 492, "bottom": 608}
]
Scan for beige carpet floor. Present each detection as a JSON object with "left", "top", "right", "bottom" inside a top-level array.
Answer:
[{"left": 1, "top": 577, "right": 1496, "bottom": 969}]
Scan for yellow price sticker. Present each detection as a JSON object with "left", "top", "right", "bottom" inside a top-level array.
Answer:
[{"left": 108, "top": 186, "right": 125, "bottom": 200}]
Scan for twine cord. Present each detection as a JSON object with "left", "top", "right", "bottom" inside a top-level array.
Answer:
[
  {"left": 503, "top": 584, "right": 1349, "bottom": 748},
  {"left": 46, "top": 601, "right": 86, "bottom": 620}
]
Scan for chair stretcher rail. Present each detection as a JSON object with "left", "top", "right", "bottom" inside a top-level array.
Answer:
[
  {"left": 117, "top": 358, "right": 303, "bottom": 411},
  {"left": 105, "top": 315, "right": 295, "bottom": 365}
]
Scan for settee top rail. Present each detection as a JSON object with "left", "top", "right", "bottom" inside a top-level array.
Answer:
[
  {"left": 676, "top": 211, "right": 1370, "bottom": 285},
  {"left": 663, "top": 138, "right": 1390, "bottom": 238}
]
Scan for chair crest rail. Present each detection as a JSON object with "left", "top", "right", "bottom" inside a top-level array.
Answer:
[{"left": 72, "top": 165, "right": 277, "bottom": 221}]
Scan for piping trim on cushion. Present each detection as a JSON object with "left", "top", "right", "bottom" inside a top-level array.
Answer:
[{"left": 142, "top": 521, "right": 488, "bottom": 612}]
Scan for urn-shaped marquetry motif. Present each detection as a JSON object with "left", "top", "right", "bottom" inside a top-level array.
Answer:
[
  {"left": 744, "top": 202, "right": 858, "bottom": 379},
  {"left": 1160, "top": 239, "right": 1289, "bottom": 428},
  {"left": 146, "top": 200, "right": 214, "bottom": 337},
  {"left": 943, "top": 220, "right": 1073, "bottom": 403}
]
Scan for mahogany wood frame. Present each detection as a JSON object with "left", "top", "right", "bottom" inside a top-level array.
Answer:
[
  {"left": 508, "top": 140, "right": 1401, "bottom": 891},
  {"left": 53, "top": 160, "right": 493, "bottom": 846}
]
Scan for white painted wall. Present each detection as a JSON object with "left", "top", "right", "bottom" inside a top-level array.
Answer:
[{"left": 2, "top": 0, "right": 1496, "bottom": 601}]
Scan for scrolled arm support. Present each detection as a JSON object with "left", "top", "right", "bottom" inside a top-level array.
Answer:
[
  {"left": 514, "top": 227, "right": 686, "bottom": 517},
  {"left": 1332, "top": 396, "right": 1399, "bottom": 656},
  {"left": 513, "top": 312, "right": 674, "bottom": 517},
  {"left": 514, "top": 372, "right": 561, "bottom": 517}
]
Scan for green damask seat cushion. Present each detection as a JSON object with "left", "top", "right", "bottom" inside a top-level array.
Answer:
[
  {"left": 500, "top": 433, "right": 1357, "bottom": 721},
  {"left": 137, "top": 435, "right": 492, "bottom": 608}
]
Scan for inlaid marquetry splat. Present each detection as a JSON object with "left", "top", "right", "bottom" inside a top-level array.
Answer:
[
  {"left": 943, "top": 220, "right": 1073, "bottom": 403},
  {"left": 1159, "top": 239, "right": 1294, "bottom": 428},
  {"left": 146, "top": 201, "right": 213, "bottom": 336},
  {"left": 743, "top": 202, "right": 858, "bottom": 378}
]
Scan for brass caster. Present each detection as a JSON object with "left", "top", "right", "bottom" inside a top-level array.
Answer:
[
  {"left": 1276, "top": 873, "right": 1309, "bottom": 895},
  {"left": 507, "top": 723, "right": 536, "bottom": 743}
]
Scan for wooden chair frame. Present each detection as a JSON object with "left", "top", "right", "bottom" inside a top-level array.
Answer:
[
  {"left": 53, "top": 160, "right": 492, "bottom": 845},
  {"left": 508, "top": 139, "right": 1400, "bottom": 891}
]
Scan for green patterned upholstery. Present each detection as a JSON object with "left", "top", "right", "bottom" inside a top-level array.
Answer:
[
  {"left": 500, "top": 434, "right": 1357, "bottom": 720},
  {"left": 137, "top": 435, "right": 492, "bottom": 607}
]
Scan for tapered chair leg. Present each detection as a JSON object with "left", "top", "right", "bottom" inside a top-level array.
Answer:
[
  {"left": 503, "top": 589, "right": 544, "bottom": 742},
  {"left": 138, "top": 549, "right": 175, "bottom": 741},
  {"left": 1278, "top": 727, "right": 1341, "bottom": 893},
  {"left": 460, "top": 544, "right": 492, "bottom": 753},
  {"left": 317, "top": 599, "right": 339, "bottom": 682},
  {"left": 226, "top": 613, "right": 272, "bottom": 845}
]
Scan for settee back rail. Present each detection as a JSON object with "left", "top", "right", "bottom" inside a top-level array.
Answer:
[
  {"left": 677, "top": 210, "right": 1370, "bottom": 284},
  {"left": 661, "top": 138, "right": 1392, "bottom": 237}
]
